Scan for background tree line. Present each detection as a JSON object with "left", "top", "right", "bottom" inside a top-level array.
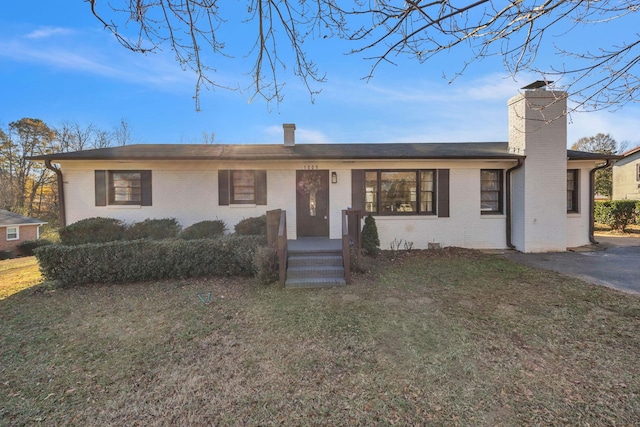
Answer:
[
  {"left": 0, "top": 118, "right": 134, "bottom": 227},
  {"left": 570, "top": 133, "right": 630, "bottom": 198}
]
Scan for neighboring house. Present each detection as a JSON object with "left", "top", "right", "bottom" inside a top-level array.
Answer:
[
  {"left": 30, "top": 84, "right": 616, "bottom": 253},
  {"left": 0, "top": 209, "right": 47, "bottom": 256},
  {"left": 613, "top": 145, "right": 640, "bottom": 201}
]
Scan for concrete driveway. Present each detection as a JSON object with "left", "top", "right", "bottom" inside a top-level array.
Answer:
[{"left": 502, "top": 235, "right": 640, "bottom": 295}]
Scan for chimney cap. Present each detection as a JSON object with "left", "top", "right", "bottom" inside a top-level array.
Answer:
[{"left": 521, "top": 80, "right": 554, "bottom": 90}]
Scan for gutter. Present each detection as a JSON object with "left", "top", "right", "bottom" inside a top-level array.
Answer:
[
  {"left": 589, "top": 159, "right": 612, "bottom": 244},
  {"left": 45, "top": 160, "right": 66, "bottom": 228},
  {"left": 506, "top": 159, "right": 525, "bottom": 249}
]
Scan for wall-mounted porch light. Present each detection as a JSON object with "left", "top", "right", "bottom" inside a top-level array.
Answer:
[{"left": 331, "top": 171, "right": 338, "bottom": 184}]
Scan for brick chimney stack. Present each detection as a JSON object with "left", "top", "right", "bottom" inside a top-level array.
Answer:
[
  {"left": 508, "top": 81, "right": 568, "bottom": 252},
  {"left": 283, "top": 123, "right": 296, "bottom": 146}
]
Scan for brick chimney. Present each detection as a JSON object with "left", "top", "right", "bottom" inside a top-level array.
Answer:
[
  {"left": 508, "top": 81, "right": 568, "bottom": 252},
  {"left": 283, "top": 123, "right": 296, "bottom": 146}
]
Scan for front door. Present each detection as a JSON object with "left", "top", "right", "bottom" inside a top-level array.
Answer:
[{"left": 296, "top": 170, "right": 330, "bottom": 237}]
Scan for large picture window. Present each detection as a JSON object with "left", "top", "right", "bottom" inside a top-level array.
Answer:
[
  {"left": 481, "top": 169, "right": 503, "bottom": 214},
  {"left": 365, "top": 170, "right": 436, "bottom": 215},
  {"left": 567, "top": 169, "right": 579, "bottom": 213}
]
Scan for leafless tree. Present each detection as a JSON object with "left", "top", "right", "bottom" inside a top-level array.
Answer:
[
  {"left": 86, "top": 0, "right": 639, "bottom": 111},
  {"left": 92, "top": 129, "right": 113, "bottom": 149},
  {"left": 201, "top": 131, "right": 215, "bottom": 144},
  {"left": 113, "top": 118, "right": 134, "bottom": 146},
  {"left": 56, "top": 121, "right": 96, "bottom": 152}
]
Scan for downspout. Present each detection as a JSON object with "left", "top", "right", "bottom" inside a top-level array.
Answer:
[
  {"left": 589, "top": 159, "right": 612, "bottom": 244},
  {"left": 45, "top": 160, "right": 66, "bottom": 228},
  {"left": 506, "top": 159, "right": 525, "bottom": 249}
]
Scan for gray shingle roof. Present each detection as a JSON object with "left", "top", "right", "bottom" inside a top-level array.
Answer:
[
  {"left": 29, "top": 142, "right": 521, "bottom": 161},
  {"left": 0, "top": 209, "right": 46, "bottom": 226},
  {"left": 28, "top": 143, "right": 617, "bottom": 162}
]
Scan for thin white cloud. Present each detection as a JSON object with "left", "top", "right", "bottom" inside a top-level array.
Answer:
[
  {"left": 0, "top": 31, "right": 196, "bottom": 91},
  {"left": 25, "top": 26, "right": 73, "bottom": 39}
]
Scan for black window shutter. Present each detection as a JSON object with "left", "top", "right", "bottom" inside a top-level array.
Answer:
[
  {"left": 95, "top": 170, "right": 106, "bottom": 206},
  {"left": 256, "top": 170, "right": 267, "bottom": 205},
  {"left": 437, "top": 169, "right": 450, "bottom": 218},
  {"left": 351, "top": 170, "right": 365, "bottom": 211},
  {"left": 141, "top": 170, "right": 152, "bottom": 206},
  {"left": 218, "top": 170, "right": 230, "bottom": 206}
]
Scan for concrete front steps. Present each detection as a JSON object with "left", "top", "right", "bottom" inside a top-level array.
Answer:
[{"left": 285, "top": 249, "right": 346, "bottom": 288}]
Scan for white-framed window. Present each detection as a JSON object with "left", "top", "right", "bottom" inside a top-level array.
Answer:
[
  {"left": 231, "top": 170, "right": 257, "bottom": 204},
  {"left": 218, "top": 170, "right": 267, "bottom": 206},
  {"left": 636, "top": 163, "right": 640, "bottom": 182},
  {"left": 95, "top": 170, "right": 152, "bottom": 207},
  {"left": 567, "top": 169, "right": 579, "bottom": 213},
  {"left": 6, "top": 226, "right": 19, "bottom": 241},
  {"left": 109, "top": 171, "right": 143, "bottom": 205},
  {"left": 481, "top": 169, "right": 504, "bottom": 214}
]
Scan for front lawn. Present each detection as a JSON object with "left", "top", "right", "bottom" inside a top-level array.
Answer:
[
  {"left": 0, "top": 257, "right": 42, "bottom": 300},
  {"left": 1, "top": 249, "right": 639, "bottom": 425}
]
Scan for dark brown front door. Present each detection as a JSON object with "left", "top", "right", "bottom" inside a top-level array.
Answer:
[{"left": 296, "top": 170, "right": 330, "bottom": 237}]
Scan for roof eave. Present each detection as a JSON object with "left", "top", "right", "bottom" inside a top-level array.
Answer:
[{"left": 28, "top": 154, "right": 525, "bottom": 162}]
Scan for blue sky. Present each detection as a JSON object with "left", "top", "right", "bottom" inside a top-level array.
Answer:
[{"left": 1, "top": 2, "right": 639, "bottom": 148}]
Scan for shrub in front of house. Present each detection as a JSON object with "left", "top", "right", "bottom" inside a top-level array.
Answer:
[
  {"left": 253, "top": 246, "right": 279, "bottom": 285},
  {"left": 126, "top": 218, "right": 182, "bottom": 240},
  {"left": 35, "top": 235, "right": 267, "bottom": 286},
  {"left": 59, "top": 217, "right": 127, "bottom": 245},
  {"left": 361, "top": 214, "right": 380, "bottom": 256},
  {"left": 234, "top": 215, "right": 267, "bottom": 236},
  {"left": 180, "top": 220, "right": 227, "bottom": 240},
  {"left": 0, "top": 250, "right": 14, "bottom": 260},
  {"left": 594, "top": 200, "right": 640, "bottom": 232},
  {"left": 17, "top": 239, "right": 53, "bottom": 256}
]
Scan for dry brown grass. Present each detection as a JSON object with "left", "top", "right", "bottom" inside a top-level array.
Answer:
[
  {"left": 1, "top": 249, "right": 639, "bottom": 425},
  {"left": 0, "top": 257, "right": 43, "bottom": 300}
]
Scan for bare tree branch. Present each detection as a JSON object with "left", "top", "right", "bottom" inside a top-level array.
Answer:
[{"left": 86, "top": 0, "right": 640, "bottom": 112}]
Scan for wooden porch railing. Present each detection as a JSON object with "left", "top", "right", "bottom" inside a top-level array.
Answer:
[
  {"left": 342, "top": 209, "right": 362, "bottom": 285},
  {"left": 267, "top": 209, "right": 288, "bottom": 286}
]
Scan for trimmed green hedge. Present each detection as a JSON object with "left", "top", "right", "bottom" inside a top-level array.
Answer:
[
  {"left": 125, "top": 218, "right": 182, "bottom": 240},
  {"left": 594, "top": 200, "right": 640, "bottom": 232},
  {"left": 17, "top": 239, "right": 53, "bottom": 256},
  {"left": 35, "top": 235, "right": 266, "bottom": 286},
  {"left": 234, "top": 215, "right": 267, "bottom": 236},
  {"left": 59, "top": 217, "right": 126, "bottom": 245},
  {"left": 180, "top": 220, "right": 227, "bottom": 240}
]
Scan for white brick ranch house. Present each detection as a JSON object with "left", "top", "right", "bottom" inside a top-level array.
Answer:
[{"left": 32, "top": 84, "right": 616, "bottom": 253}]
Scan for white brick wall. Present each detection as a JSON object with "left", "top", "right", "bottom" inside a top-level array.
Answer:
[
  {"left": 59, "top": 159, "right": 516, "bottom": 250},
  {"left": 566, "top": 166, "right": 597, "bottom": 248}
]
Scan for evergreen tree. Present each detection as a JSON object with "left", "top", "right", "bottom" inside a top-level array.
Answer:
[{"left": 362, "top": 214, "right": 380, "bottom": 256}]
